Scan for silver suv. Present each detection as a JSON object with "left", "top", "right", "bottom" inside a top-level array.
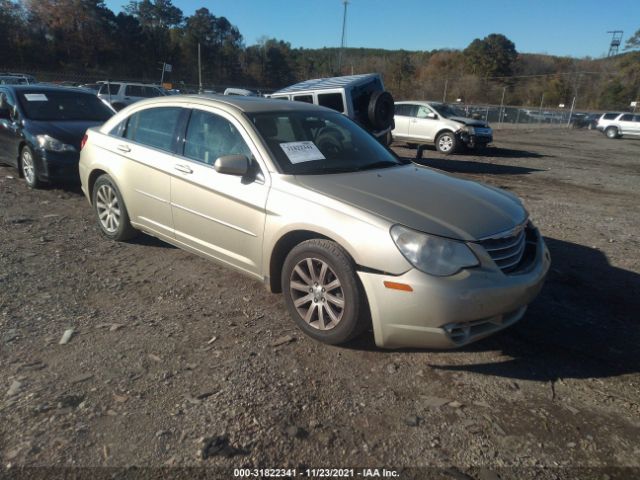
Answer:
[
  {"left": 596, "top": 112, "right": 640, "bottom": 139},
  {"left": 97, "top": 82, "right": 166, "bottom": 111},
  {"left": 270, "top": 73, "right": 395, "bottom": 143},
  {"left": 392, "top": 101, "right": 493, "bottom": 154}
]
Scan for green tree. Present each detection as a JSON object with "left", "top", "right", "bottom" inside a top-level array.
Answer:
[
  {"left": 463, "top": 34, "right": 518, "bottom": 77},
  {"left": 626, "top": 29, "right": 640, "bottom": 51}
]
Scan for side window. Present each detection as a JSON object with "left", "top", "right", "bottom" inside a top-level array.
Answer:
[
  {"left": 123, "top": 107, "right": 182, "bottom": 152},
  {"left": 620, "top": 114, "right": 633, "bottom": 122},
  {"left": 125, "top": 85, "right": 144, "bottom": 97},
  {"left": 0, "top": 89, "right": 16, "bottom": 119},
  {"left": 394, "top": 104, "right": 408, "bottom": 116},
  {"left": 99, "top": 83, "right": 120, "bottom": 95},
  {"left": 293, "top": 95, "right": 313, "bottom": 104},
  {"left": 416, "top": 106, "right": 433, "bottom": 119},
  {"left": 634, "top": 115, "right": 640, "bottom": 122},
  {"left": 317, "top": 93, "right": 345, "bottom": 113},
  {"left": 184, "top": 109, "right": 251, "bottom": 165}
]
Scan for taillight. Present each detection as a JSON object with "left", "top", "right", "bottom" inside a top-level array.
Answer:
[{"left": 80, "top": 134, "right": 88, "bottom": 150}]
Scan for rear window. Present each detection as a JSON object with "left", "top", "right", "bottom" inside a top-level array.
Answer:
[
  {"left": 123, "top": 107, "right": 182, "bottom": 152},
  {"left": 317, "top": 93, "right": 345, "bottom": 113},
  {"left": 17, "top": 90, "right": 114, "bottom": 121}
]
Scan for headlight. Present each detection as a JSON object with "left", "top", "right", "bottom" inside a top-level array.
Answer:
[
  {"left": 462, "top": 126, "right": 476, "bottom": 135},
  {"left": 36, "top": 134, "right": 76, "bottom": 152},
  {"left": 390, "top": 225, "right": 479, "bottom": 276}
]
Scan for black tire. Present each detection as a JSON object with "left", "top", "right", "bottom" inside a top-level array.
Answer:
[
  {"left": 92, "top": 174, "right": 137, "bottom": 241},
  {"left": 605, "top": 126, "right": 619, "bottom": 139},
  {"left": 281, "top": 239, "right": 369, "bottom": 345},
  {"left": 435, "top": 131, "right": 458, "bottom": 154},
  {"left": 20, "top": 145, "right": 43, "bottom": 188},
  {"left": 367, "top": 90, "right": 395, "bottom": 130}
]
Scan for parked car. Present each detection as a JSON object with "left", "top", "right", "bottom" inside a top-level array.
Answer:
[
  {"left": 571, "top": 112, "right": 600, "bottom": 130},
  {"left": 0, "top": 72, "right": 37, "bottom": 85},
  {"left": 270, "top": 73, "right": 395, "bottom": 144},
  {"left": 392, "top": 101, "right": 493, "bottom": 153},
  {"left": 223, "top": 87, "right": 258, "bottom": 96},
  {"left": 97, "top": 82, "right": 167, "bottom": 111},
  {"left": 0, "top": 85, "right": 115, "bottom": 187},
  {"left": 79, "top": 94, "right": 550, "bottom": 349},
  {"left": 596, "top": 112, "right": 640, "bottom": 139}
]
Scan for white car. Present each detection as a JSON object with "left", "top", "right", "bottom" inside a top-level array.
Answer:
[
  {"left": 596, "top": 112, "right": 640, "bottom": 139},
  {"left": 391, "top": 101, "right": 493, "bottom": 154},
  {"left": 97, "top": 82, "right": 167, "bottom": 111}
]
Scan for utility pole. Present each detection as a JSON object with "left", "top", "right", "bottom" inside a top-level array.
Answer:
[
  {"left": 337, "top": 0, "right": 349, "bottom": 73},
  {"left": 499, "top": 86, "right": 506, "bottom": 123},
  {"left": 538, "top": 93, "right": 545, "bottom": 124},
  {"left": 198, "top": 42, "right": 202, "bottom": 93},
  {"left": 442, "top": 79, "right": 448, "bottom": 103}
]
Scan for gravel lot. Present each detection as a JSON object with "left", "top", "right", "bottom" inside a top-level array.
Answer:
[{"left": 1, "top": 128, "right": 639, "bottom": 479}]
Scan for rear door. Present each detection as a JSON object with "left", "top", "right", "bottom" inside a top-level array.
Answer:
[
  {"left": 106, "top": 105, "right": 185, "bottom": 238},
  {"left": 392, "top": 104, "right": 414, "bottom": 139},
  {"left": 169, "top": 107, "right": 269, "bottom": 277},
  {"left": 618, "top": 114, "right": 635, "bottom": 135},
  {"left": 409, "top": 104, "right": 439, "bottom": 141}
]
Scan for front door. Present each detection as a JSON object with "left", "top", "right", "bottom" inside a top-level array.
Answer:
[
  {"left": 409, "top": 105, "right": 440, "bottom": 142},
  {"left": 0, "top": 89, "right": 22, "bottom": 167},
  {"left": 170, "top": 108, "right": 269, "bottom": 277}
]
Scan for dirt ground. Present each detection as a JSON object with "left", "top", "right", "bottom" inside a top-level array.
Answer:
[{"left": 1, "top": 128, "right": 639, "bottom": 479}]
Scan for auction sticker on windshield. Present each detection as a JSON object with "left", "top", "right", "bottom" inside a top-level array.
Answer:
[
  {"left": 280, "top": 141, "right": 325, "bottom": 164},
  {"left": 24, "top": 94, "right": 48, "bottom": 101}
]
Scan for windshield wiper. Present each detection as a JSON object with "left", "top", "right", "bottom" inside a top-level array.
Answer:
[{"left": 355, "top": 160, "right": 401, "bottom": 171}]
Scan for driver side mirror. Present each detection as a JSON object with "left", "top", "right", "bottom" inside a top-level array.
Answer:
[
  {"left": 426, "top": 112, "right": 437, "bottom": 119},
  {"left": 214, "top": 154, "right": 249, "bottom": 176}
]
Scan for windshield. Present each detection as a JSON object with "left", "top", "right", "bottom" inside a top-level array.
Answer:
[
  {"left": 17, "top": 91, "right": 114, "bottom": 121},
  {"left": 249, "top": 110, "right": 406, "bottom": 175},
  {"left": 430, "top": 103, "right": 465, "bottom": 119}
]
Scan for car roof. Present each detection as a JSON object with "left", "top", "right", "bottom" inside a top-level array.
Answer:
[
  {"left": 99, "top": 81, "right": 161, "bottom": 87},
  {"left": 144, "top": 93, "right": 335, "bottom": 114},
  {"left": 273, "top": 73, "right": 380, "bottom": 94},
  {"left": 0, "top": 84, "right": 95, "bottom": 94}
]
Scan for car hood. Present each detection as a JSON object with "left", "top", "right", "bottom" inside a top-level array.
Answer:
[
  {"left": 26, "top": 120, "right": 103, "bottom": 149},
  {"left": 293, "top": 165, "right": 526, "bottom": 241},
  {"left": 447, "top": 116, "right": 489, "bottom": 128}
]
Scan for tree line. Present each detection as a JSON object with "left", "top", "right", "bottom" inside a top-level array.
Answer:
[{"left": 1, "top": 0, "right": 639, "bottom": 110}]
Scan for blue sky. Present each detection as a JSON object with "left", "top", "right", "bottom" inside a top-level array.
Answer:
[{"left": 104, "top": 0, "right": 640, "bottom": 58}]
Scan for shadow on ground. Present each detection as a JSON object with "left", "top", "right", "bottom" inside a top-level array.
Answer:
[
  {"left": 346, "top": 237, "right": 640, "bottom": 382},
  {"left": 413, "top": 157, "right": 545, "bottom": 175}
]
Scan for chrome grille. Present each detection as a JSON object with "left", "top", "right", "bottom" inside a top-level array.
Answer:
[{"left": 479, "top": 225, "right": 527, "bottom": 274}]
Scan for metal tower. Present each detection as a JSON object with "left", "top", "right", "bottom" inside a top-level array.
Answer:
[{"left": 607, "top": 30, "right": 623, "bottom": 57}]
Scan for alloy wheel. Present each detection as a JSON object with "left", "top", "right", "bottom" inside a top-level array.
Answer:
[
  {"left": 96, "top": 184, "right": 121, "bottom": 233},
  {"left": 289, "top": 257, "right": 345, "bottom": 331},
  {"left": 21, "top": 149, "right": 35, "bottom": 185}
]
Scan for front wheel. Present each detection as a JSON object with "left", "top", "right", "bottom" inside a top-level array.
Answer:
[
  {"left": 92, "top": 174, "right": 137, "bottom": 241},
  {"left": 281, "top": 239, "right": 368, "bottom": 345},
  {"left": 605, "top": 126, "right": 619, "bottom": 139},
  {"left": 435, "top": 131, "right": 458, "bottom": 154},
  {"left": 20, "top": 146, "right": 42, "bottom": 188}
]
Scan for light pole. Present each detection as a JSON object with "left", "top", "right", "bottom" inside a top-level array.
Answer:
[
  {"left": 198, "top": 42, "right": 202, "bottom": 93},
  {"left": 337, "top": 0, "right": 349, "bottom": 73}
]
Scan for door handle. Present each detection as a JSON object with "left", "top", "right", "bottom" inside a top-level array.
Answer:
[
  {"left": 116, "top": 144, "right": 131, "bottom": 153},
  {"left": 174, "top": 164, "right": 193, "bottom": 174}
]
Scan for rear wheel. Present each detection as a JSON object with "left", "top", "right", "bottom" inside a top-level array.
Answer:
[
  {"left": 435, "top": 131, "right": 458, "bottom": 154},
  {"left": 605, "top": 126, "right": 619, "bottom": 139},
  {"left": 281, "top": 239, "right": 368, "bottom": 345},
  {"left": 92, "top": 174, "right": 137, "bottom": 241}
]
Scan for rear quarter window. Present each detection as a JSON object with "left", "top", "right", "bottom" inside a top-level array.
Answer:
[
  {"left": 602, "top": 113, "right": 619, "bottom": 120},
  {"left": 317, "top": 93, "right": 345, "bottom": 113}
]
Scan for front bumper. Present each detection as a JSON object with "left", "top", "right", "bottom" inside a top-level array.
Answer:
[
  {"left": 459, "top": 132, "right": 493, "bottom": 147},
  {"left": 358, "top": 231, "right": 550, "bottom": 349},
  {"left": 35, "top": 149, "right": 81, "bottom": 184}
]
